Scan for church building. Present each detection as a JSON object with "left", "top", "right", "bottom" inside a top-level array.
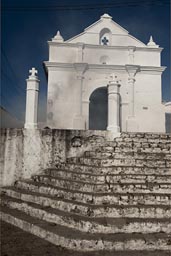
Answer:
[{"left": 44, "top": 13, "right": 167, "bottom": 133}]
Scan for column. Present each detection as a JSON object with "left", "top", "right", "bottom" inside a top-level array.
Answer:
[
  {"left": 107, "top": 75, "right": 121, "bottom": 133},
  {"left": 24, "top": 68, "right": 40, "bottom": 129},
  {"left": 125, "top": 65, "right": 140, "bottom": 131},
  {"left": 125, "top": 65, "right": 140, "bottom": 118},
  {"left": 73, "top": 63, "right": 88, "bottom": 129},
  {"left": 128, "top": 76, "right": 136, "bottom": 117}
]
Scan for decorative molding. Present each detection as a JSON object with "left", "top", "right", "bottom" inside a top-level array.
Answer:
[
  {"left": 125, "top": 65, "right": 140, "bottom": 77},
  {"left": 48, "top": 41, "right": 163, "bottom": 52},
  {"left": 44, "top": 61, "right": 166, "bottom": 74},
  {"left": 74, "top": 63, "right": 88, "bottom": 74}
]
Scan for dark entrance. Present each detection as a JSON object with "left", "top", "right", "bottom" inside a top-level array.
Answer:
[{"left": 89, "top": 87, "right": 108, "bottom": 130}]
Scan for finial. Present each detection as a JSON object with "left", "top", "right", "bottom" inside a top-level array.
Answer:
[
  {"left": 147, "top": 35, "right": 159, "bottom": 47},
  {"left": 101, "top": 13, "right": 112, "bottom": 19},
  {"left": 150, "top": 35, "right": 153, "bottom": 42},
  {"left": 52, "top": 30, "right": 64, "bottom": 42},
  {"left": 29, "top": 67, "right": 38, "bottom": 78}
]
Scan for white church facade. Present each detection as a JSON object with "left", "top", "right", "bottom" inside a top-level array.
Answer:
[{"left": 41, "top": 14, "right": 168, "bottom": 133}]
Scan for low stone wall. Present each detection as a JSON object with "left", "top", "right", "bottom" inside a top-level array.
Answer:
[{"left": 0, "top": 129, "right": 109, "bottom": 186}]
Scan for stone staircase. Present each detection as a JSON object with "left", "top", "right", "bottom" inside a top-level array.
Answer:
[{"left": 1, "top": 132, "right": 171, "bottom": 255}]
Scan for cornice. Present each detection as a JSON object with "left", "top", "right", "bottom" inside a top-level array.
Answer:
[
  {"left": 44, "top": 62, "right": 166, "bottom": 74},
  {"left": 48, "top": 41, "right": 163, "bottom": 52},
  {"left": 140, "top": 66, "right": 166, "bottom": 73}
]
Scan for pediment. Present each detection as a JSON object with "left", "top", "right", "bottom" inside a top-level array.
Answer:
[
  {"left": 66, "top": 13, "right": 145, "bottom": 47},
  {"left": 84, "top": 13, "right": 128, "bottom": 35}
]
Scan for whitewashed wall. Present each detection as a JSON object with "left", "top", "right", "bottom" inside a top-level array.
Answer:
[{"left": 44, "top": 14, "right": 166, "bottom": 132}]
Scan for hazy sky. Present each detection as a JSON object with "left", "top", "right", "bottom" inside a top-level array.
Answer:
[{"left": 1, "top": 0, "right": 170, "bottom": 122}]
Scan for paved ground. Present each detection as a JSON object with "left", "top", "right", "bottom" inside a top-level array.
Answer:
[
  {"left": 1, "top": 221, "right": 111, "bottom": 256},
  {"left": 1, "top": 221, "right": 72, "bottom": 256}
]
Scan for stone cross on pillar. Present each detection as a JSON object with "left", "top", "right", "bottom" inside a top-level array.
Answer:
[
  {"left": 29, "top": 67, "right": 37, "bottom": 77},
  {"left": 107, "top": 74, "right": 121, "bottom": 133},
  {"left": 24, "top": 67, "right": 40, "bottom": 129}
]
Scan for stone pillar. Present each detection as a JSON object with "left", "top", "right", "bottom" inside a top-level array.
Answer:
[
  {"left": 125, "top": 65, "right": 140, "bottom": 131},
  {"left": 125, "top": 65, "right": 140, "bottom": 117},
  {"left": 24, "top": 68, "right": 40, "bottom": 129},
  {"left": 128, "top": 76, "right": 136, "bottom": 117},
  {"left": 107, "top": 75, "right": 121, "bottom": 133},
  {"left": 73, "top": 63, "right": 88, "bottom": 129}
]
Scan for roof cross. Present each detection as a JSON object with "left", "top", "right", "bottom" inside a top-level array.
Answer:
[
  {"left": 29, "top": 67, "right": 38, "bottom": 77},
  {"left": 102, "top": 37, "right": 109, "bottom": 45}
]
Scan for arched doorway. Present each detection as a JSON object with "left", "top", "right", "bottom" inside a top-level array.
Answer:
[{"left": 89, "top": 87, "right": 108, "bottom": 130}]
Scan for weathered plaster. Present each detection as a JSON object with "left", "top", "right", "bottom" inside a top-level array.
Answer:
[{"left": 1, "top": 129, "right": 109, "bottom": 186}]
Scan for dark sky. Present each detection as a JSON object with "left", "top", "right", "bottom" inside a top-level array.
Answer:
[{"left": 1, "top": 0, "right": 170, "bottom": 122}]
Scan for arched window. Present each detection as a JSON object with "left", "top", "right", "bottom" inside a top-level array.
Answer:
[{"left": 99, "top": 28, "right": 112, "bottom": 46}]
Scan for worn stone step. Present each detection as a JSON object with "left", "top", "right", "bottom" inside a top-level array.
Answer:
[
  {"left": 44, "top": 169, "right": 171, "bottom": 184},
  {"left": 120, "top": 132, "right": 171, "bottom": 140},
  {"left": 3, "top": 187, "right": 171, "bottom": 213},
  {"left": 84, "top": 151, "right": 171, "bottom": 160},
  {"left": 9, "top": 183, "right": 171, "bottom": 218},
  {"left": 31, "top": 175, "right": 171, "bottom": 193},
  {"left": 67, "top": 157, "right": 171, "bottom": 168},
  {"left": 99, "top": 145, "right": 171, "bottom": 154},
  {"left": 32, "top": 175, "right": 108, "bottom": 192},
  {"left": 3, "top": 221, "right": 171, "bottom": 256},
  {"left": 109, "top": 134, "right": 171, "bottom": 143},
  {"left": 113, "top": 138, "right": 171, "bottom": 145},
  {"left": 97, "top": 142, "right": 171, "bottom": 154},
  {"left": 15, "top": 180, "right": 171, "bottom": 202},
  {"left": 44, "top": 169, "right": 106, "bottom": 182},
  {"left": 103, "top": 139, "right": 171, "bottom": 147},
  {"left": 1, "top": 195, "right": 171, "bottom": 234},
  {"left": 56, "top": 163, "right": 171, "bottom": 175},
  {"left": 1, "top": 206, "right": 171, "bottom": 252}
]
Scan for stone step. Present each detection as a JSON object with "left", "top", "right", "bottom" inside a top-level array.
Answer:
[
  {"left": 2, "top": 187, "right": 171, "bottom": 218},
  {"left": 56, "top": 163, "right": 171, "bottom": 175},
  {"left": 3, "top": 187, "right": 171, "bottom": 212},
  {"left": 120, "top": 132, "right": 171, "bottom": 140},
  {"left": 1, "top": 206, "right": 171, "bottom": 252},
  {"left": 84, "top": 151, "right": 171, "bottom": 160},
  {"left": 31, "top": 175, "right": 171, "bottom": 193},
  {"left": 9, "top": 183, "right": 171, "bottom": 216},
  {"left": 114, "top": 138, "right": 171, "bottom": 145},
  {"left": 99, "top": 145, "right": 171, "bottom": 154},
  {"left": 67, "top": 157, "right": 171, "bottom": 168},
  {"left": 112, "top": 134, "right": 171, "bottom": 143},
  {"left": 2, "top": 221, "right": 171, "bottom": 256},
  {"left": 3, "top": 222, "right": 171, "bottom": 256},
  {"left": 97, "top": 141, "right": 171, "bottom": 153},
  {"left": 1, "top": 195, "right": 171, "bottom": 234},
  {"left": 44, "top": 168, "right": 171, "bottom": 184},
  {"left": 104, "top": 138, "right": 171, "bottom": 145}
]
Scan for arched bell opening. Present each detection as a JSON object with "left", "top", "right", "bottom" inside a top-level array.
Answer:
[{"left": 99, "top": 28, "right": 112, "bottom": 46}]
